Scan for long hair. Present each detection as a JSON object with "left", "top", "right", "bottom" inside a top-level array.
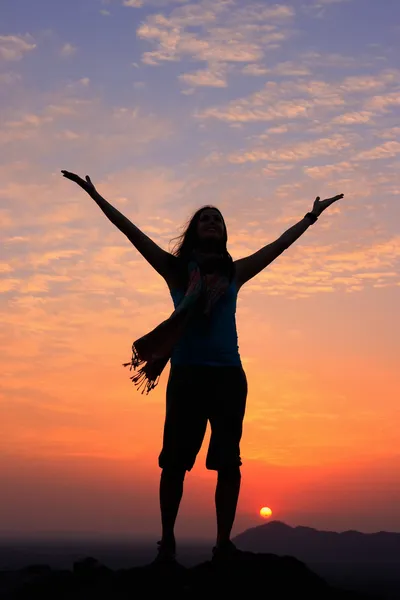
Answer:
[{"left": 169, "top": 205, "right": 235, "bottom": 283}]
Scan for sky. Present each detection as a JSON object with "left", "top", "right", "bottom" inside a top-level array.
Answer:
[{"left": 1, "top": 0, "right": 400, "bottom": 541}]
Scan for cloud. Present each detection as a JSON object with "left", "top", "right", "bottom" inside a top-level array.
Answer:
[
  {"left": 365, "top": 92, "right": 400, "bottom": 112},
  {"left": 195, "top": 63, "right": 400, "bottom": 178},
  {"left": 340, "top": 70, "right": 400, "bottom": 93},
  {"left": 239, "top": 234, "right": 400, "bottom": 299},
  {"left": 124, "top": 0, "right": 194, "bottom": 6},
  {"left": 356, "top": 141, "right": 400, "bottom": 161},
  {"left": 123, "top": 0, "right": 196, "bottom": 5},
  {"left": 241, "top": 51, "right": 359, "bottom": 79},
  {"left": 136, "top": 0, "right": 294, "bottom": 87},
  {"left": 300, "top": 51, "right": 358, "bottom": 68},
  {"left": 178, "top": 64, "right": 227, "bottom": 87},
  {"left": 123, "top": 0, "right": 144, "bottom": 5},
  {"left": 312, "top": 0, "right": 350, "bottom": 5},
  {"left": 0, "top": 34, "right": 36, "bottom": 61},
  {"left": 375, "top": 127, "right": 400, "bottom": 140},
  {"left": 267, "top": 125, "right": 290, "bottom": 134},
  {"left": 332, "top": 111, "right": 374, "bottom": 124},
  {"left": 133, "top": 2, "right": 386, "bottom": 99},
  {"left": 60, "top": 43, "right": 77, "bottom": 58},
  {"left": 242, "top": 63, "right": 269, "bottom": 76},
  {"left": 0, "top": 80, "right": 172, "bottom": 167},
  {"left": 226, "top": 134, "right": 351, "bottom": 165},
  {"left": 272, "top": 61, "right": 311, "bottom": 76},
  {"left": 197, "top": 79, "right": 345, "bottom": 123},
  {"left": 202, "top": 99, "right": 312, "bottom": 123},
  {"left": 304, "top": 161, "right": 356, "bottom": 179},
  {"left": 305, "top": 0, "right": 351, "bottom": 18}
]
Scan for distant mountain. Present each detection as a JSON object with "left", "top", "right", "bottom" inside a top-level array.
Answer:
[{"left": 233, "top": 521, "right": 400, "bottom": 564}]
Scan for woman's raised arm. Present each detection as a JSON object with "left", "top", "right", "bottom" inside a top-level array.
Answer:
[{"left": 61, "top": 170, "right": 177, "bottom": 281}]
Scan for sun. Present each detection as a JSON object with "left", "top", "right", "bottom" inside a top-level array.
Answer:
[{"left": 259, "top": 506, "right": 272, "bottom": 519}]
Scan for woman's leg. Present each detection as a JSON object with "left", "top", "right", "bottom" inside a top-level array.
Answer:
[
  {"left": 206, "top": 366, "right": 248, "bottom": 550},
  {"left": 215, "top": 465, "right": 242, "bottom": 547},
  {"left": 159, "top": 466, "right": 186, "bottom": 555},
  {"left": 157, "top": 365, "right": 208, "bottom": 558}
]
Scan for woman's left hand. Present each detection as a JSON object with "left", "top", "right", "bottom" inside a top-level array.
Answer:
[{"left": 312, "top": 193, "right": 344, "bottom": 217}]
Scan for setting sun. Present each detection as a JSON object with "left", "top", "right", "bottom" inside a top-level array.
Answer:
[{"left": 259, "top": 506, "right": 273, "bottom": 519}]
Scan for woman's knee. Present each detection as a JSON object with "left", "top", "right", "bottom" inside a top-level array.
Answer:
[
  {"left": 161, "top": 466, "right": 187, "bottom": 482},
  {"left": 217, "top": 464, "right": 241, "bottom": 481}
]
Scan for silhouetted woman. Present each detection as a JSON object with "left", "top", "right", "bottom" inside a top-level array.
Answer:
[{"left": 61, "top": 169, "right": 343, "bottom": 563}]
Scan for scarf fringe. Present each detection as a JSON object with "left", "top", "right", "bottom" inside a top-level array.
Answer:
[{"left": 122, "top": 344, "right": 160, "bottom": 395}]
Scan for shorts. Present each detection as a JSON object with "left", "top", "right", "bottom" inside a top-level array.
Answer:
[{"left": 158, "top": 364, "right": 248, "bottom": 472}]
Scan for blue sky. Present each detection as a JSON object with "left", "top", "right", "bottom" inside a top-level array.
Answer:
[
  {"left": 2, "top": 0, "right": 399, "bottom": 247},
  {"left": 2, "top": 0, "right": 400, "bottom": 182}
]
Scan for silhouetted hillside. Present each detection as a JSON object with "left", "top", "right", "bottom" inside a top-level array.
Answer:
[
  {"left": 233, "top": 521, "right": 400, "bottom": 563},
  {"left": 0, "top": 552, "right": 374, "bottom": 599},
  {"left": 233, "top": 521, "right": 400, "bottom": 599}
]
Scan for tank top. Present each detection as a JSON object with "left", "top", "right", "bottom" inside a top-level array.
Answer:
[{"left": 169, "top": 279, "right": 242, "bottom": 367}]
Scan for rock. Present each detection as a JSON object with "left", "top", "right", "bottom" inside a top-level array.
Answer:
[{"left": 0, "top": 552, "right": 377, "bottom": 599}]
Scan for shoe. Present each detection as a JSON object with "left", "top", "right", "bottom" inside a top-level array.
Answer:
[
  {"left": 151, "top": 540, "right": 177, "bottom": 566},
  {"left": 212, "top": 540, "right": 249, "bottom": 561}
]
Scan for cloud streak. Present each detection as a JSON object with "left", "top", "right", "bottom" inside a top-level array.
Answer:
[
  {"left": 136, "top": 0, "right": 294, "bottom": 87},
  {"left": 0, "top": 34, "right": 36, "bottom": 61}
]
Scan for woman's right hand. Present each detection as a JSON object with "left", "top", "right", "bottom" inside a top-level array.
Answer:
[{"left": 61, "top": 170, "right": 97, "bottom": 195}]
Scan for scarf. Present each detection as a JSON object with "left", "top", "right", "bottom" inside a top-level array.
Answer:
[{"left": 123, "top": 250, "right": 233, "bottom": 395}]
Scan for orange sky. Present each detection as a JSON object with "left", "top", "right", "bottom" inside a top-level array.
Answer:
[
  {"left": 1, "top": 0, "right": 400, "bottom": 540},
  {"left": 2, "top": 263, "right": 400, "bottom": 538}
]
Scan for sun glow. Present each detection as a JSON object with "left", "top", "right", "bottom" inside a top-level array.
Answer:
[{"left": 259, "top": 506, "right": 272, "bottom": 518}]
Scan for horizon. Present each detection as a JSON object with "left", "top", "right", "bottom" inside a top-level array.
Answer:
[
  {"left": 1, "top": 519, "right": 400, "bottom": 542},
  {"left": 1, "top": 0, "right": 400, "bottom": 541}
]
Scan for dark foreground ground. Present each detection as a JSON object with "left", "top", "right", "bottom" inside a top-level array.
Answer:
[{"left": 0, "top": 551, "right": 382, "bottom": 600}]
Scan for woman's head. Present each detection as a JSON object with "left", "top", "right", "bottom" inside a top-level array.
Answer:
[{"left": 170, "top": 205, "right": 228, "bottom": 259}]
